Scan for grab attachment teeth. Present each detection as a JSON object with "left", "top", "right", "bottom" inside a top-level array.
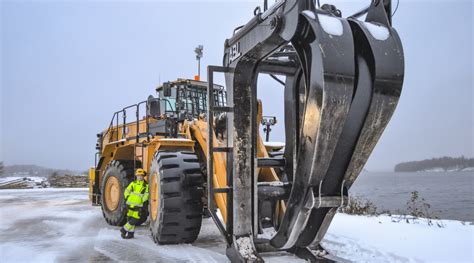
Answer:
[
  {"left": 273, "top": 1, "right": 404, "bottom": 250},
  {"left": 270, "top": 9, "right": 356, "bottom": 250}
]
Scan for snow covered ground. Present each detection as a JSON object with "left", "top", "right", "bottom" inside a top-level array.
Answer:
[{"left": 0, "top": 188, "right": 472, "bottom": 262}]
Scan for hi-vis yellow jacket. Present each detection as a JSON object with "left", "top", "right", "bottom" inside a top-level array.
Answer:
[{"left": 124, "top": 180, "right": 149, "bottom": 208}]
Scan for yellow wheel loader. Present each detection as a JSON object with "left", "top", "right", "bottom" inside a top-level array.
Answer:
[
  {"left": 90, "top": 78, "right": 280, "bottom": 242},
  {"left": 90, "top": 0, "right": 404, "bottom": 261}
]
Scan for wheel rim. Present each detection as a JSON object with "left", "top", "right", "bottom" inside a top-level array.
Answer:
[
  {"left": 105, "top": 176, "right": 120, "bottom": 211},
  {"left": 150, "top": 171, "right": 159, "bottom": 220}
]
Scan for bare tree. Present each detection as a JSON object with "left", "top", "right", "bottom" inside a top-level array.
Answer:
[{"left": 0, "top": 161, "right": 4, "bottom": 177}]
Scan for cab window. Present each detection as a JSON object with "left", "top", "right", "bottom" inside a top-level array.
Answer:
[{"left": 158, "top": 87, "right": 177, "bottom": 112}]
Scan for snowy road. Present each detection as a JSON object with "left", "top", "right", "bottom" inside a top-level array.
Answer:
[{"left": 0, "top": 189, "right": 472, "bottom": 262}]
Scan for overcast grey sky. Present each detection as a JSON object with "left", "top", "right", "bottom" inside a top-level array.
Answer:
[{"left": 1, "top": 0, "right": 473, "bottom": 171}]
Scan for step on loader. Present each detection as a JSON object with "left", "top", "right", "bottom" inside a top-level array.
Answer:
[{"left": 90, "top": 0, "right": 404, "bottom": 262}]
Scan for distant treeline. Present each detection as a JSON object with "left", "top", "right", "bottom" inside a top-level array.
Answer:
[{"left": 394, "top": 156, "right": 474, "bottom": 172}]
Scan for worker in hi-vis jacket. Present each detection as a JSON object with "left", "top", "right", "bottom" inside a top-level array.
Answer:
[{"left": 120, "top": 168, "right": 149, "bottom": 239}]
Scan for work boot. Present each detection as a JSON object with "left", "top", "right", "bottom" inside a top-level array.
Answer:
[
  {"left": 123, "top": 231, "right": 134, "bottom": 239},
  {"left": 120, "top": 227, "right": 127, "bottom": 238}
]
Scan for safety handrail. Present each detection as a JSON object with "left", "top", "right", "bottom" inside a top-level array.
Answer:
[
  {"left": 101, "top": 101, "right": 146, "bottom": 146},
  {"left": 100, "top": 98, "right": 175, "bottom": 147}
]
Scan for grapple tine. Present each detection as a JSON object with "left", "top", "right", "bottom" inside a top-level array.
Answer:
[
  {"left": 292, "top": 2, "right": 405, "bottom": 248},
  {"left": 343, "top": 8, "right": 404, "bottom": 191},
  {"left": 270, "top": 10, "right": 355, "bottom": 250}
]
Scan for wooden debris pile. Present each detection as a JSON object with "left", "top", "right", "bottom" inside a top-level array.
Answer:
[
  {"left": 0, "top": 177, "right": 49, "bottom": 189},
  {"left": 48, "top": 174, "right": 88, "bottom": 188}
]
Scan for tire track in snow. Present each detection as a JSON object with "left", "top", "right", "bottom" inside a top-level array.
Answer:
[
  {"left": 322, "top": 233, "right": 415, "bottom": 263},
  {"left": 94, "top": 228, "right": 227, "bottom": 262}
]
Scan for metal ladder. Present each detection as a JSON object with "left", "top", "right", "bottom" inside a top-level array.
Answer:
[
  {"left": 133, "top": 142, "right": 146, "bottom": 171},
  {"left": 206, "top": 65, "right": 234, "bottom": 244}
]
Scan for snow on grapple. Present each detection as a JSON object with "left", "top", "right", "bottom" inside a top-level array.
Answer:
[{"left": 90, "top": 0, "right": 404, "bottom": 261}]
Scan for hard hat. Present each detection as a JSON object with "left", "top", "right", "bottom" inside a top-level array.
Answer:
[{"left": 135, "top": 168, "right": 146, "bottom": 176}]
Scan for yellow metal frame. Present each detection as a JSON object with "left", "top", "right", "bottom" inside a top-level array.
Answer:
[{"left": 91, "top": 118, "right": 192, "bottom": 197}]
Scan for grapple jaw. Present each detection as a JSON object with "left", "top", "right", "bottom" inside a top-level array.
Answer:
[
  {"left": 207, "top": 0, "right": 404, "bottom": 261},
  {"left": 270, "top": 10, "right": 357, "bottom": 250}
]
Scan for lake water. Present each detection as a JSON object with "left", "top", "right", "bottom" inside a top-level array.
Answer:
[{"left": 349, "top": 171, "right": 474, "bottom": 222}]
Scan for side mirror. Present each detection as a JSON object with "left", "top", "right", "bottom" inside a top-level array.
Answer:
[{"left": 163, "top": 82, "right": 172, "bottom": 97}]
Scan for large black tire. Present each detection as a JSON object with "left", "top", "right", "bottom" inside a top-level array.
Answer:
[
  {"left": 149, "top": 151, "right": 204, "bottom": 244},
  {"left": 100, "top": 160, "right": 137, "bottom": 226}
]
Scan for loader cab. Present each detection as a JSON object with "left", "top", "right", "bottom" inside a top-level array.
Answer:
[
  {"left": 149, "top": 79, "right": 226, "bottom": 138},
  {"left": 156, "top": 79, "right": 226, "bottom": 119}
]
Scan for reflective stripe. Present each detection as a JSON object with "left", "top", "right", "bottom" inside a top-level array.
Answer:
[
  {"left": 126, "top": 201, "right": 143, "bottom": 207},
  {"left": 128, "top": 206, "right": 140, "bottom": 211},
  {"left": 124, "top": 222, "right": 135, "bottom": 232},
  {"left": 129, "top": 192, "right": 144, "bottom": 197}
]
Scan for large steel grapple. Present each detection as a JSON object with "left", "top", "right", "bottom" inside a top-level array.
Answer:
[{"left": 206, "top": 0, "right": 404, "bottom": 261}]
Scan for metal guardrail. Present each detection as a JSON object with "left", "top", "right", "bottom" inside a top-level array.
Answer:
[
  {"left": 100, "top": 98, "right": 175, "bottom": 147},
  {"left": 101, "top": 101, "right": 146, "bottom": 145}
]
